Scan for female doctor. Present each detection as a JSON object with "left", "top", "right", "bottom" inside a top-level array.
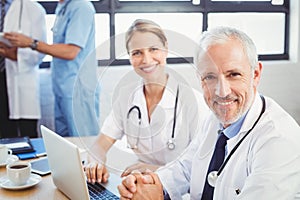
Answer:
[
  {"left": 0, "top": 0, "right": 46, "bottom": 137},
  {"left": 85, "top": 19, "right": 208, "bottom": 184}
]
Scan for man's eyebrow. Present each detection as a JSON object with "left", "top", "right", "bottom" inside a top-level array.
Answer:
[{"left": 225, "top": 68, "right": 243, "bottom": 74}]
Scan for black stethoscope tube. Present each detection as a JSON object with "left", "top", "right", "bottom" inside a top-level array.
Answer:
[
  {"left": 171, "top": 86, "right": 179, "bottom": 140},
  {"left": 127, "top": 105, "right": 141, "bottom": 120}
]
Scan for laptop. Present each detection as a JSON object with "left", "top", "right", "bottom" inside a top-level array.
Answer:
[{"left": 40, "top": 125, "right": 120, "bottom": 200}]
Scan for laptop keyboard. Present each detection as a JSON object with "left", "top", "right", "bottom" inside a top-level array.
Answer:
[{"left": 88, "top": 182, "right": 119, "bottom": 200}]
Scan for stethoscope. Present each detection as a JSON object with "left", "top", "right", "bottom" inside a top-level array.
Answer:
[
  {"left": 57, "top": 0, "right": 71, "bottom": 16},
  {"left": 51, "top": 0, "right": 71, "bottom": 33},
  {"left": 126, "top": 86, "right": 179, "bottom": 150},
  {"left": 17, "top": 0, "right": 23, "bottom": 32},
  {"left": 207, "top": 95, "right": 266, "bottom": 187}
]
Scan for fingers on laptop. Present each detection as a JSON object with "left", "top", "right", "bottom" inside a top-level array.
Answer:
[{"left": 84, "top": 162, "right": 109, "bottom": 184}]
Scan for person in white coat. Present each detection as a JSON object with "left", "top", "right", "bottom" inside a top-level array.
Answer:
[
  {"left": 5, "top": 0, "right": 99, "bottom": 138},
  {"left": 0, "top": 0, "right": 46, "bottom": 138},
  {"left": 84, "top": 19, "right": 209, "bottom": 184},
  {"left": 118, "top": 26, "right": 300, "bottom": 200}
]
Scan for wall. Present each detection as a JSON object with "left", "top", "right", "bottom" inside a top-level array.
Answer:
[{"left": 258, "top": 0, "right": 300, "bottom": 124}]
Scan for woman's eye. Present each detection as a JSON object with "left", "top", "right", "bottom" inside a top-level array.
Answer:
[{"left": 131, "top": 51, "right": 141, "bottom": 56}]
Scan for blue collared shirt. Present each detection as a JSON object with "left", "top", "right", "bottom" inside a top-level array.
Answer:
[
  {"left": 219, "top": 112, "right": 248, "bottom": 155},
  {"left": 221, "top": 114, "right": 247, "bottom": 139}
]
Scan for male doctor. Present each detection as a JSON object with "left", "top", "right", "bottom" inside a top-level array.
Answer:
[
  {"left": 0, "top": 0, "right": 46, "bottom": 137},
  {"left": 118, "top": 27, "right": 300, "bottom": 199}
]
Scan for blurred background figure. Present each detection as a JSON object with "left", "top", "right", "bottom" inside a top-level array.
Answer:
[
  {"left": 0, "top": 0, "right": 46, "bottom": 138},
  {"left": 5, "top": 0, "right": 99, "bottom": 137}
]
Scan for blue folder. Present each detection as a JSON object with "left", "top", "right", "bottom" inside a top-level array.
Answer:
[{"left": 16, "top": 138, "right": 47, "bottom": 160}]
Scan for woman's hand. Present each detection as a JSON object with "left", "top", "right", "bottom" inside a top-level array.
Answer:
[
  {"left": 121, "top": 162, "right": 160, "bottom": 177},
  {"left": 84, "top": 155, "right": 109, "bottom": 184}
]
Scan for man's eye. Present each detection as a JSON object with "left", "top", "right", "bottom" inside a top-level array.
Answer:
[
  {"left": 229, "top": 72, "right": 242, "bottom": 78},
  {"left": 202, "top": 75, "right": 217, "bottom": 81}
]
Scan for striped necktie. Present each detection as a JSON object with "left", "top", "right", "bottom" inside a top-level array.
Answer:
[
  {"left": 201, "top": 131, "right": 229, "bottom": 200},
  {"left": 0, "top": 0, "right": 6, "bottom": 72}
]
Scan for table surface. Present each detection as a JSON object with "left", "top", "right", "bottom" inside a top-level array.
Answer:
[{"left": 0, "top": 136, "right": 137, "bottom": 200}]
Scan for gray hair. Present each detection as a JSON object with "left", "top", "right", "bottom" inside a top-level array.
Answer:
[{"left": 196, "top": 26, "right": 258, "bottom": 70}]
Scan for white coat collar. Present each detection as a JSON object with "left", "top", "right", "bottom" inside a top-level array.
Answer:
[
  {"left": 131, "top": 73, "right": 179, "bottom": 109},
  {"left": 239, "top": 93, "right": 263, "bottom": 133}
]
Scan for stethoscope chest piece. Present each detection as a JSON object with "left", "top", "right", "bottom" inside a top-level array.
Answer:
[
  {"left": 208, "top": 171, "right": 218, "bottom": 187},
  {"left": 167, "top": 139, "right": 175, "bottom": 150}
]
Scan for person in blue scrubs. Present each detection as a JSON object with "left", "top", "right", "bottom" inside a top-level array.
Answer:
[{"left": 5, "top": 0, "right": 100, "bottom": 137}]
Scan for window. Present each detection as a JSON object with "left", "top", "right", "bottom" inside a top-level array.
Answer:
[
  {"left": 38, "top": 0, "right": 290, "bottom": 67},
  {"left": 208, "top": 13, "right": 285, "bottom": 54},
  {"left": 115, "top": 13, "right": 203, "bottom": 59}
]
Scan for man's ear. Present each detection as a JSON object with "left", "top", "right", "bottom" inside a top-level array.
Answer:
[{"left": 253, "top": 61, "right": 263, "bottom": 87}]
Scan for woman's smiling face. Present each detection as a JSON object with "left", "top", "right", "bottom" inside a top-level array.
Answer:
[{"left": 128, "top": 31, "right": 168, "bottom": 83}]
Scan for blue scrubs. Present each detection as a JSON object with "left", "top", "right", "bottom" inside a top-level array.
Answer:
[{"left": 51, "top": 0, "right": 99, "bottom": 136}]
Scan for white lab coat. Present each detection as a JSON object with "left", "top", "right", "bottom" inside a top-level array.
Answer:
[
  {"left": 101, "top": 69, "right": 209, "bottom": 165},
  {"left": 3, "top": 0, "right": 46, "bottom": 119},
  {"left": 158, "top": 93, "right": 300, "bottom": 199}
]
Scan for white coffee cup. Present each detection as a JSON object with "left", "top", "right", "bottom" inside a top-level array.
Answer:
[
  {"left": 6, "top": 161, "right": 31, "bottom": 186},
  {"left": 0, "top": 144, "right": 12, "bottom": 164}
]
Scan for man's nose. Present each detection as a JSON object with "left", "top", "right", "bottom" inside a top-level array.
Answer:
[{"left": 215, "top": 76, "right": 231, "bottom": 97}]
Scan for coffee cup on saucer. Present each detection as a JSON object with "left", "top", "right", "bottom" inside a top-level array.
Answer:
[
  {"left": 6, "top": 161, "right": 31, "bottom": 186},
  {"left": 0, "top": 144, "right": 12, "bottom": 164}
]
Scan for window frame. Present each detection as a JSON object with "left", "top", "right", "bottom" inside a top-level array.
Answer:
[{"left": 38, "top": 0, "right": 290, "bottom": 68}]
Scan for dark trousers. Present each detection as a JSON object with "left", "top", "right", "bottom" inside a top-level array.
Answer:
[{"left": 0, "top": 70, "right": 38, "bottom": 138}]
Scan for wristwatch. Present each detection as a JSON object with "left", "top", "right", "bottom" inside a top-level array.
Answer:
[{"left": 30, "top": 39, "right": 39, "bottom": 50}]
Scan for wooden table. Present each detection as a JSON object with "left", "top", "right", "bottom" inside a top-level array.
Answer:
[{"left": 0, "top": 136, "right": 94, "bottom": 200}]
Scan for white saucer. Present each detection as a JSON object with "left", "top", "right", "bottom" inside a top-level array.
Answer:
[
  {"left": 0, "top": 173, "right": 42, "bottom": 190},
  {"left": 0, "top": 155, "right": 19, "bottom": 167}
]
